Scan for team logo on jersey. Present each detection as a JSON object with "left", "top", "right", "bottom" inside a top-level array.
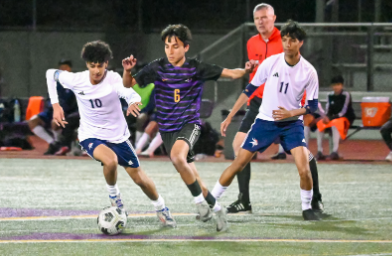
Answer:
[
  {"left": 128, "top": 160, "right": 133, "bottom": 165},
  {"left": 273, "top": 72, "right": 279, "bottom": 77},
  {"left": 250, "top": 138, "right": 258, "bottom": 147},
  {"left": 78, "top": 91, "right": 85, "bottom": 95},
  {"left": 302, "top": 138, "right": 306, "bottom": 143},
  {"left": 88, "top": 143, "right": 93, "bottom": 149}
]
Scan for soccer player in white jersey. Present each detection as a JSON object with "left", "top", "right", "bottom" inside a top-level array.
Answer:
[
  {"left": 45, "top": 40, "right": 176, "bottom": 227},
  {"left": 211, "top": 20, "right": 321, "bottom": 220}
]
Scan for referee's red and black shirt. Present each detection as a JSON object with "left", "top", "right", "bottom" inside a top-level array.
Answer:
[{"left": 247, "top": 27, "right": 283, "bottom": 104}]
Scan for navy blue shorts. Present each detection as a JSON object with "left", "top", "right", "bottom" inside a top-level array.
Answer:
[
  {"left": 80, "top": 138, "right": 140, "bottom": 168},
  {"left": 242, "top": 119, "right": 306, "bottom": 154}
]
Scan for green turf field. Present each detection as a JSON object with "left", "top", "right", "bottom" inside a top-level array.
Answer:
[{"left": 0, "top": 158, "right": 391, "bottom": 255}]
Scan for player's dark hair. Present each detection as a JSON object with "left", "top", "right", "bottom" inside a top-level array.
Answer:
[
  {"left": 81, "top": 40, "right": 113, "bottom": 63},
  {"left": 331, "top": 75, "right": 344, "bottom": 85},
  {"left": 280, "top": 20, "right": 306, "bottom": 41},
  {"left": 58, "top": 59, "right": 72, "bottom": 68},
  {"left": 161, "top": 24, "right": 192, "bottom": 46}
]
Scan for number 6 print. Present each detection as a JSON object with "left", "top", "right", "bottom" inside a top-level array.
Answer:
[{"left": 174, "top": 89, "right": 180, "bottom": 102}]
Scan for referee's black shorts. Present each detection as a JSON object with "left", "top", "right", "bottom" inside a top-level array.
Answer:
[{"left": 238, "top": 96, "right": 262, "bottom": 133}]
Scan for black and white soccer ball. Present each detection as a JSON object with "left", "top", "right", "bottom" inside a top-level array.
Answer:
[{"left": 97, "top": 206, "right": 127, "bottom": 235}]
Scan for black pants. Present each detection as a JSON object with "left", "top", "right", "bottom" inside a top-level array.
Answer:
[{"left": 380, "top": 119, "right": 392, "bottom": 151}]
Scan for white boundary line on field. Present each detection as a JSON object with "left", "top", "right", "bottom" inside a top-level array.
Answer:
[{"left": 0, "top": 238, "right": 392, "bottom": 244}]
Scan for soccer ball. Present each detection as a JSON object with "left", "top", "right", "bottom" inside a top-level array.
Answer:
[{"left": 97, "top": 206, "right": 127, "bottom": 235}]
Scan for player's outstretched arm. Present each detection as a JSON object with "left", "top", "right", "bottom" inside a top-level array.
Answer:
[
  {"left": 122, "top": 55, "right": 138, "bottom": 88},
  {"left": 221, "top": 93, "right": 249, "bottom": 137},
  {"left": 220, "top": 61, "right": 255, "bottom": 80},
  {"left": 113, "top": 82, "right": 142, "bottom": 117},
  {"left": 45, "top": 69, "right": 68, "bottom": 128}
]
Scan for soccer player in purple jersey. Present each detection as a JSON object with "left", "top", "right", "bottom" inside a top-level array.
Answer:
[{"left": 122, "top": 24, "right": 254, "bottom": 231}]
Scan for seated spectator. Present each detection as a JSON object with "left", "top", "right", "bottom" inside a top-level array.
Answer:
[
  {"left": 28, "top": 59, "right": 79, "bottom": 155},
  {"left": 316, "top": 75, "right": 355, "bottom": 160},
  {"left": 380, "top": 117, "right": 392, "bottom": 161}
]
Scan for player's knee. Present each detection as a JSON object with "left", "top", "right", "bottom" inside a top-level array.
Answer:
[
  {"left": 298, "top": 168, "right": 310, "bottom": 179},
  {"left": 102, "top": 157, "right": 118, "bottom": 171},
  {"left": 171, "top": 154, "right": 187, "bottom": 170},
  {"left": 132, "top": 171, "right": 145, "bottom": 187}
]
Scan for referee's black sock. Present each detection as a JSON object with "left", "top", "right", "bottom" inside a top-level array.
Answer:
[
  {"left": 186, "top": 180, "right": 203, "bottom": 197},
  {"left": 205, "top": 191, "right": 216, "bottom": 208},
  {"left": 236, "top": 162, "right": 251, "bottom": 204},
  {"left": 309, "top": 158, "right": 321, "bottom": 200}
]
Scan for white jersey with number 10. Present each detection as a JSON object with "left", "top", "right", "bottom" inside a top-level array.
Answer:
[
  {"left": 250, "top": 52, "right": 319, "bottom": 122},
  {"left": 46, "top": 69, "right": 141, "bottom": 143}
]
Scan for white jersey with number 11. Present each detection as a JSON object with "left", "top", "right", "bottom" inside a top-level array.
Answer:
[{"left": 250, "top": 52, "right": 319, "bottom": 122}]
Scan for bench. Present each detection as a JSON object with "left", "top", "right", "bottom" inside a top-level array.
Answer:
[{"left": 318, "top": 99, "right": 391, "bottom": 140}]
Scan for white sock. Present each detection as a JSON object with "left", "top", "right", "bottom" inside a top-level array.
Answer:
[
  {"left": 194, "top": 193, "right": 205, "bottom": 204},
  {"left": 53, "top": 129, "right": 61, "bottom": 142},
  {"left": 106, "top": 184, "right": 120, "bottom": 197},
  {"left": 300, "top": 189, "right": 313, "bottom": 211},
  {"left": 304, "top": 126, "right": 311, "bottom": 146},
  {"left": 212, "top": 201, "right": 222, "bottom": 212},
  {"left": 146, "top": 133, "right": 163, "bottom": 154},
  {"left": 32, "top": 126, "right": 54, "bottom": 144},
  {"left": 331, "top": 126, "right": 340, "bottom": 153},
  {"left": 278, "top": 144, "right": 284, "bottom": 154},
  {"left": 316, "top": 131, "right": 324, "bottom": 152},
  {"left": 136, "top": 133, "right": 150, "bottom": 151},
  {"left": 135, "top": 131, "right": 143, "bottom": 144},
  {"left": 211, "top": 181, "right": 228, "bottom": 199},
  {"left": 151, "top": 194, "right": 165, "bottom": 211}
]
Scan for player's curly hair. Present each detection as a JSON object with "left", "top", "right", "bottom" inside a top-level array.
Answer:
[
  {"left": 280, "top": 20, "right": 306, "bottom": 41},
  {"left": 81, "top": 40, "right": 113, "bottom": 63},
  {"left": 161, "top": 24, "right": 192, "bottom": 46}
]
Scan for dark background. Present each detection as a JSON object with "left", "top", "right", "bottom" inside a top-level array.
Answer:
[{"left": 1, "top": 0, "right": 391, "bottom": 32}]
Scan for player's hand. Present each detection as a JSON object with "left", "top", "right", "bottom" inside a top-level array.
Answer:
[
  {"left": 272, "top": 106, "right": 293, "bottom": 121},
  {"left": 221, "top": 116, "right": 232, "bottom": 137},
  {"left": 52, "top": 103, "right": 68, "bottom": 128},
  {"left": 244, "top": 61, "right": 256, "bottom": 73},
  {"left": 127, "top": 102, "right": 142, "bottom": 117},
  {"left": 122, "top": 55, "right": 137, "bottom": 72},
  {"left": 323, "top": 116, "right": 330, "bottom": 124}
]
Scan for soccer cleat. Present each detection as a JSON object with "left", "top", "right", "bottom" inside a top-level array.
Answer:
[
  {"left": 385, "top": 152, "right": 392, "bottom": 162},
  {"left": 226, "top": 199, "right": 252, "bottom": 214},
  {"left": 196, "top": 201, "right": 213, "bottom": 222},
  {"left": 311, "top": 198, "right": 324, "bottom": 213},
  {"left": 330, "top": 152, "right": 340, "bottom": 160},
  {"left": 271, "top": 152, "right": 286, "bottom": 160},
  {"left": 302, "top": 209, "right": 321, "bottom": 221},
  {"left": 55, "top": 146, "right": 70, "bottom": 156},
  {"left": 214, "top": 209, "right": 228, "bottom": 232},
  {"left": 44, "top": 143, "right": 60, "bottom": 155},
  {"left": 315, "top": 151, "right": 326, "bottom": 160},
  {"left": 156, "top": 207, "right": 177, "bottom": 228},
  {"left": 109, "top": 194, "right": 124, "bottom": 210}
]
